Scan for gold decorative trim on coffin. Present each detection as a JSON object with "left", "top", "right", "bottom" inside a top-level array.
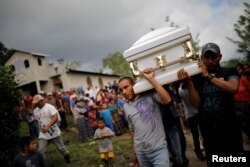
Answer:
[
  {"left": 123, "top": 27, "right": 201, "bottom": 94},
  {"left": 130, "top": 40, "right": 199, "bottom": 80}
]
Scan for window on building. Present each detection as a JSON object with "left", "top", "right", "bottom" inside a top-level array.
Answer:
[
  {"left": 38, "top": 58, "right": 42, "bottom": 66},
  {"left": 24, "top": 60, "right": 30, "bottom": 68}
]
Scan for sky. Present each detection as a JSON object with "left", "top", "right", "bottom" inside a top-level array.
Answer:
[{"left": 0, "top": 0, "right": 247, "bottom": 72}]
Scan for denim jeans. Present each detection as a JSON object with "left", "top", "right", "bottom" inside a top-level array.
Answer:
[
  {"left": 165, "top": 126, "right": 183, "bottom": 167},
  {"left": 136, "top": 146, "right": 169, "bottom": 167}
]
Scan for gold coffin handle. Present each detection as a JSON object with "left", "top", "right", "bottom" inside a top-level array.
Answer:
[
  {"left": 129, "top": 41, "right": 199, "bottom": 78},
  {"left": 130, "top": 55, "right": 198, "bottom": 79},
  {"left": 152, "top": 56, "right": 187, "bottom": 72}
]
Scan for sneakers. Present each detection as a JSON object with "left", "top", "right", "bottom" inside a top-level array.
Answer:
[{"left": 195, "top": 151, "right": 205, "bottom": 161}]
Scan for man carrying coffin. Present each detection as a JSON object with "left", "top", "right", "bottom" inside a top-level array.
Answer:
[
  {"left": 118, "top": 68, "right": 172, "bottom": 167},
  {"left": 177, "top": 43, "right": 244, "bottom": 166}
]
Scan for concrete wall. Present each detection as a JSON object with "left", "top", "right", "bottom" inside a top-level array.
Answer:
[
  {"left": 4, "top": 50, "right": 120, "bottom": 95},
  {"left": 65, "top": 72, "right": 119, "bottom": 91}
]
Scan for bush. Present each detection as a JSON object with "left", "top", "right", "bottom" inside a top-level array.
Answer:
[{"left": 0, "top": 66, "right": 22, "bottom": 166}]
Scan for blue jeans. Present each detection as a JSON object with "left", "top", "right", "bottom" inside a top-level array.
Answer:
[
  {"left": 136, "top": 146, "right": 169, "bottom": 167},
  {"left": 165, "top": 126, "right": 183, "bottom": 167}
]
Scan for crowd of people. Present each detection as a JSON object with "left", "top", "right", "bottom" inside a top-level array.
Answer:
[
  {"left": 14, "top": 42, "right": 250, "bottom": 167},
  {"left": 16, "top": 81, "right": 129, "bottom": 167}
]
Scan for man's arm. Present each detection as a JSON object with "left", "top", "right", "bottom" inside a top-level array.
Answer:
[
  {"left": 130, "top": 131, "right": 139, "bottom": 165},
  {"left": 141, "top": 68, "right": 171, "bottom": 104},
  {"left": 186, "top": 79, "right": 200, "bottom": 109},
  {"left": 42, "top": 111, "right": 58, "bottom": 133},
  {"left": 209, "top": 77, "right": 239, "bottom": 94},
  {"left": 177, "top": 69, "right": 200, "bottom": 109},
  {"left": 47, "top": 113, "right": 58, "bottom": 127},
  {"left": 198, "top": 59, "right": 239, "bottom": 94}
]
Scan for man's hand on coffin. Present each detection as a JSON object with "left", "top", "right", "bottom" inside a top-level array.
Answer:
[
  {"left": 177, "top": 68, "right": 200, "bottom": 108},
  {"left": 197, "top": 59, "right": 209, "bottom": 78},
  {"left": 177, "top": 68, "right": 192, "bottom": 83},
  {"left": 141, "top": 68, "right": 172, "bottom": 104},
  {"left": 140, "top": 68, "right": 154, "bottom": 80}
]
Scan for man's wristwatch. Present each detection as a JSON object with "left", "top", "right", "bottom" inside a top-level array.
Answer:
[{"left": 206, "top": 74, "right": 215, "bottom": 81}]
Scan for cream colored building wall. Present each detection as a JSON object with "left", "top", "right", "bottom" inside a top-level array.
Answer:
[
  {"left": 41, "top": 79, "right": 54, "bottom": 93},
  {"left": 4, "top": 51, "right": 120, "bottom": 94},
  {"left": 5, "top": 52, "right": 35, "bottom": 86},
  {"left": 4, "top": 52, "right": 47, "bottom": 85},
  {"left": 66, "top": 73, "right": 119, "bottom": 90},
  {"left": 4, "top": 51, "right": 55, "bottom": 91}
]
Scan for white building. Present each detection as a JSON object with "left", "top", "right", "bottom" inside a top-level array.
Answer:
[{"left": 4, "top": 49, "right": 120, "bottom": 95}]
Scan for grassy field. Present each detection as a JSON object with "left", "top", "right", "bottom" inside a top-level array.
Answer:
[
  {"left": 19, "top": 115, "right": 250, "bottom": 167},
  {"left": 19, "top": 115, "right": 133, "bottom": 167}
]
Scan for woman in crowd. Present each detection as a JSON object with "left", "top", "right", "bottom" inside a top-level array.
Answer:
[{"left": 235, "top": 63, "right": 250, "bottom": 144}]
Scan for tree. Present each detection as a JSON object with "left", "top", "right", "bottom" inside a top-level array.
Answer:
[
  {"left": 65, "top": 60, "right": 81, "bottom": 70},
  {"left": 0, "top": 66, "right": 22, "bottom": 166},
  {"left": 102, "top": 51, "right": 131, "bottom": 76},
  {"left": 222, "top": 58, "right": 242, "bottom": 68},
  {"left": 0, "top": 42, "right": 9, "bottom": 66},
  {"left": 227, "top": 2, "right": 250, "bottom": 62},
  {"left": 94, "top": 68, "right": 104, "bottom": 73},
  {"left": 193, "top": 33, "right": 201, "bottom": 53}
]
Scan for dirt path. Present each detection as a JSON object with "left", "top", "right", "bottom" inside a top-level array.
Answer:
[{"left": 114, "top": 130, "right": 250, "bottom": 167}]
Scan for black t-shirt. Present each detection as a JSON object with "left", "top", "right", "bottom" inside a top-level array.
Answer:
[
  {"left": 193, "top": 67, "right": 240, "bottom": 130},
  {"left": 14, "top": 152, "right": 45, "bottom": 167}
]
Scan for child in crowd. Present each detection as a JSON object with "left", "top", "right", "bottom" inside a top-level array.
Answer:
[
  {"left": 14, "top": 136, "right": 45, "bottom": 167},
  {"left": 108, "top": 96, "right": 126, "bottom": 136},
  {"left": 73, "top": 99, "right": 93, "bottom": 141},
  {"left": 94, "top": 118, "right": 115, "bottom": 167},
  {"left": 25, "top": 105, "right": 39, "bottom": 138},
  {"left": 88, "top": 107, "right": 98, "bottom": 135},
  {"left": 99, "top": 103, "right": 114, "bottom": 132}
]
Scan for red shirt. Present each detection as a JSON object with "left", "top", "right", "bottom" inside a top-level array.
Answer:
[{"left": 234, "top": 77, "right": 250, "bottom": 102}]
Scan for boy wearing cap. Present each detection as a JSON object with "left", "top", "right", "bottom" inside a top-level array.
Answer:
[
  {"left": 177, "top": 43, "right": 244, "bottom": 166},
  {"left": 32, "top": 94, "right": 71, "bottom": 166}
]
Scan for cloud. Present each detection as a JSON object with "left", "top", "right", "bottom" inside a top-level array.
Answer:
[{"left": 0, "top": 0, "right": 246, "bottom": 71}]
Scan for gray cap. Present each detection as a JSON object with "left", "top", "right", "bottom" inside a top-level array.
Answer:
[{"left": 201, "top": 43, "right": 220, "bottom": 55}]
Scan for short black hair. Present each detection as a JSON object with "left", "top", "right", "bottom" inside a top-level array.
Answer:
[
  {"left": 118, "top": 76, "right": 134, "bottom": 85},
  {"left": 97, "top": 117, "right": 105, "bottom": 124},
  {"left": 235, "top": 63, "right": 244, "bottom": 70},
  {"left": 19, "top": 136, "right": 35, "bottom": 152}
]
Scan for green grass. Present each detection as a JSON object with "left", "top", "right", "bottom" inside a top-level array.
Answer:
[{"left": 19, "top": 115, "right": 132, "bottom": 167}]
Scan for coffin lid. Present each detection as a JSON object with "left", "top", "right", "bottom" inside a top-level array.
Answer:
[{"left": 123, "top": 26, "right": 190, "bottom": 59}]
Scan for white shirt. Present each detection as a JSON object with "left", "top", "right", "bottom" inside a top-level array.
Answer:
[
  {"left": 34, "top": 103, "right": 61, "bottom": 140},
  {"left": 178, "top": 84, "right": 198, "bottom": 119},
  {"left": 86, "top": 89, "right": 95, "bottom": 98}
]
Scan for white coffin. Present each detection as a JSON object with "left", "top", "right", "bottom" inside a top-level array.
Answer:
[{"left": 123, "top": 27, "right": 201, "bottom": 94}]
